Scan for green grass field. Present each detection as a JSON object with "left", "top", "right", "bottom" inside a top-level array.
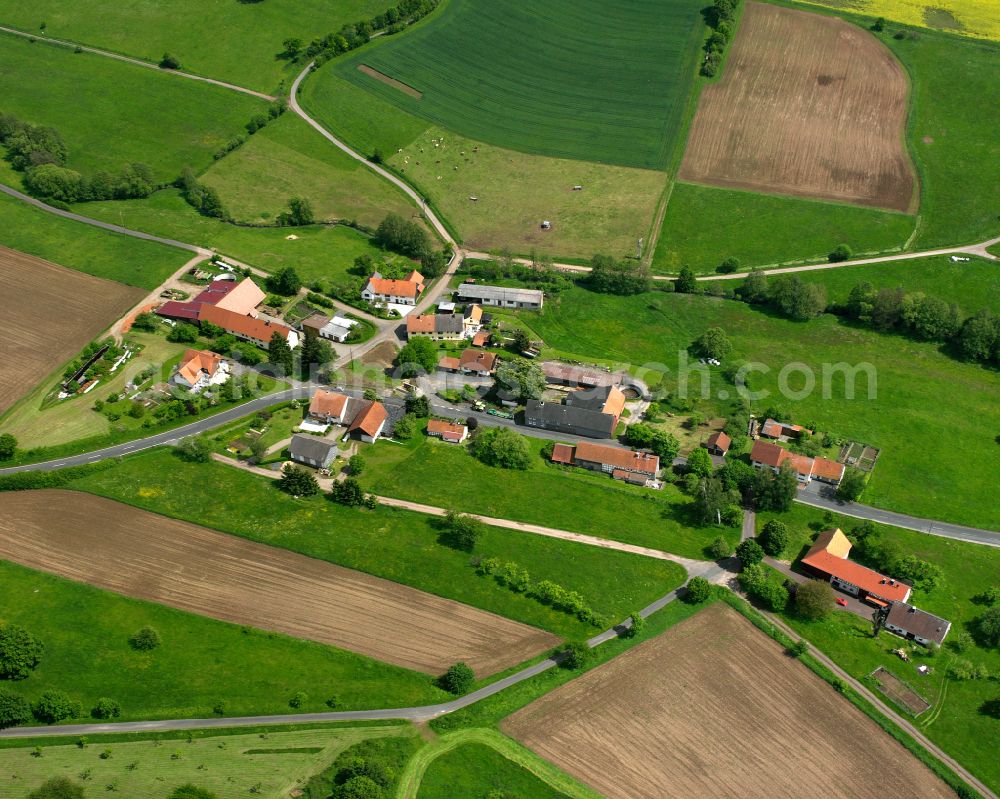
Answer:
[
  {"left": 0, "top": 34, "right": 264, "bottom": 181},
  {"left": 0, "top": 191, "right": 188, "bottom": 288},
  {"left": 200, "top": 114, "right": 418, "bottom": 229},
  {"left": 782, "top": 255, "right": 1000, "bottom": 314},
  {"left": 0, "top": 560, "right": 443, "bottom": 721},
  {"left": 333, "top": 0, "right": 706, "bottom": 169},
  {"left": 68, "top": 450, "right": 686, "bottom": 639},
  {"left": 654, "top": 183, "right": 917, "bottom": 273},
  {"left": 880, "top": 26, "right": 1000, "bottom": 247},
  {"left": 512, "top": 285, "right": 1000, "bottom": 531},
  {"left": 0, "top": 0, "right": 395, "bottom": 92},
  {"left": 755, "top": 504, "right": 1000, "bottom": 793},
  {"left": 359, "top": 429, "right": 737, "bottom": 559},
  {"left": 415, "top": 740, "right": 573, "bottom": 799},
  {"left": 0, "top": 725, "right": 409, "bottom": 799},
  {"left": 75, "top": 190, "right": 386, "bottom": 285}
]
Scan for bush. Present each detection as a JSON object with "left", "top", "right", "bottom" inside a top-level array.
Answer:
[
  {"left": 795, "top": 579, "right": 834, "bottom": 620},
  {"left": 175, "top": 436, "right": 211, "bottom": 463},
  {"left": 758, "top": 520, "right": 789, "bottom": 556},
  {"left": 0, "top": 623, "right": 44, "bottom": 679},
  {"left": 709, "top": 536, "right": 733, "bottom": 559},
  {"left": 278, "top": 466, "right": 320, "bottom": 497},
  {"left": 0, "top": 688, "right": 32, "bottom": 729},
  {"left": 330, "top": 477, "right": 366, "bottom": 506},
  {"left": 91, "top": 697, "right": 121, "bottom": 719},
  {"left": 790, "top": 639, "right": 809, "bottom": 657},
  {"left": 27, "top": 778, "right": 86, "bottom": 799},
  {"left": 33, "top": 690, "right": 81, "bottom": 723},
  {"left": 170, "top": 786, "right": 220, "bottom": 799},
  {"left": 828, "top": 244, "right": 852, "bottom": 263},
  {"left": 735, "top": 538, "right": 764, "bottom": 567},
  {"left": 160, "top": 53, "right": 181, "bottom": 69},
  {"left": 167, "top": 322, "right": 199, "bottom": 343},
  {"left": 979, "top": 606, "right": 1000, "bottom": 648},
  {"left": 557, "top": 642, "right": 590, "bottom": 670},
  {"left": 289, "top": 691, "right": 307, "bottom": 708},
  {"left": 438, "top": 662, "right": 475, "bottom": 694},
  {"left": 717, "top": 256, "right": 740, "bottom": 274},
  {"left": 623, "top": 611, "right": 645, "bottom": 639},
  {"left": 348, "top": 455, "right": 366, "bottom": 476},
  {"left": 129, "top": 626, "right": 161, "bottom": 651},
  {"left": 0, "top": 432, "right": 18, "bottom": 460},
  {"left": 685, "top": 576, "right": 712, "bottom": 604},
  {"left": 469, "top": 427, "right": 531, "bottom": 470},
  {"left": 441, "top": 510, "right": 484, "bottom": 552}
]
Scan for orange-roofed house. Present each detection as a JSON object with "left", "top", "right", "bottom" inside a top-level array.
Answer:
[
  {"left": 548, "top": 441, "right": 659, "bottom": 485},
  {"left": 362, "top": 270, "right": 425, "bottom": 306},
  {"left": 801, "top": 529, "right": 911, "bottom": 606},
  {"left": 706, "top": 431, "right": 731, "bottom": 456},
  {"left": 750, "top": 440, "right": 844, "bottom": 486},
  {"left": 308, "top": 389, "right": 351, "bottom": 425},
  {"left": 438, "top": 356, "right": 462, "bottom": 372},
  {"left": 198, "top": 305, "right": 299, "bottom": 350},
  {"left": 459, "top": 348, "right": 498, "bottom": 376},
  {"left": 349, "top": 400, "right": 388, "bottom": 443},
  {"left": 172, "top": 349, "right": 229, "bottom": 393},
  {"left": 427, "top": 418, "right": 469, "bottom": 444},
  {"left": 760, "top": 418, "right": 813, "bottom": 441}
]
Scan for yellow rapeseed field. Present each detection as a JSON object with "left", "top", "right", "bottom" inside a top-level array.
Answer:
[{"left": 800, "top": 0, "right": 1000, "bottom": 40}]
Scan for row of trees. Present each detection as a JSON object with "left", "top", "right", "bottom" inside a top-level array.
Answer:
[
  {"left": 701, "top": 0, "right": 743, "bottom": 76},
  {"left": 1, "top": 113, "right": 155, "bottom": 202},
  {"left": 304, "top": 0, "right": 441, "bottom": 64},
  {"left": 585, "top": 255, "right": 651, "bottom": 296}
]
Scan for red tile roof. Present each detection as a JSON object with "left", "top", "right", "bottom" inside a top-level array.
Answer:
[
  {"left": 550, "top": 443, "right": 575, "bottom": 465},
  {"left": 176, "top": 349, "right": 224, "bottom": 386},
  {"left": 438, "top": 356, "right": 461, "bottom": 371},
  {"left": 811, "top": 456, "right": 846, "bottom": 482},
  {"left": 365, "top": 271, "right": 425, "bottom": 299},
  {"left": 406, "top": 315, "right": 436, "bottom": 335},
  {"left": 802, "top": 532, "right": 911, "bottom": 602},
  {"left": 427, "top": 419, "right": 467, "bottom": 442},
  {"left": 472, "top": 330, "right": 490, "bottom": 347},
  {"left": 750, "top": 440, "right": 788, "bottom": 468},
  {"left": 575, "top": 441, "right": 659, "bottom": 475},
  {"left": 600, "top": 387, "right": 626, "bottom": 420},
  {"left": 459, "top": 349, "right": 497, "bottom": 373},
  {"left": 309, "top": 389, "right": 349, "bottom": 419},
  {"left": 157, "top": 278, "right": 263, "bottom": 320},
  {"left": 198, "top": 304, "right": 294, "bottom": 344},
  {"left": 706, "top": 431, "right": 731, "bottom": 452},
  {"left": 350, "top": 401, "right": 388, "bottom": 437}
]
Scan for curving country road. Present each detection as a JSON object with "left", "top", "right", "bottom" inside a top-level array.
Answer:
[{"left": 0, "top": 25, "right": 275, "bottom": 100}]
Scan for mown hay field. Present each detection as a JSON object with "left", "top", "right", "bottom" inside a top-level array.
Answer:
[
  {"left": 0, "top": 246, "right": 143, "bottom": 416},
  {"left": 801, "top": 0, "right": 1000, "bottom": 41},
  {"left": 334, "top": 0, "right": 706, "bottom": 169},
  {"left": 680, "top": 2, "right": 916, "bottom": 212},
  {"left": 0, "top": 490, "right": 558, "bottom": 676},
  {"left": 504, "top": 604, "right": 953, "bottom": 799}
]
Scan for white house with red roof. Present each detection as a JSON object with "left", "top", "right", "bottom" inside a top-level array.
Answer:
[
  {"left": 750, "top": 440, "right": 844, "bottom": 486},
  {"left": 171, "top": 349, "right": 229, "bottom": 393},
  {"left": 362, "top": 270, "right": 425, "bottom": 306}
]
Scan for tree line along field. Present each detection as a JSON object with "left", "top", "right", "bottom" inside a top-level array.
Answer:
[
  {"left": 68, "top": 449, "right": 686, "bottom": 640},
  {"left": 0, "top": 190, "right": 188, "bottom": 288},
  {"left": 654, "top": 183, "right": 916, "bottom": 273},
  {"left": 0, "top": 559, "right": 445, "bottom": 721},
  {"left": 0, "top": 35, "right": 264, "bottom": 182},
  {"left": 198, "top": 113, "right": 419, "bottom": 229},
  {"left": 680, "top": 2, "right": 916, "bottom": 213},
  {"left": 0, "top": 490, "right": 558, "bottom": 677},
  {"left": 0, "top": 247, "right": 144, "bottom": 416},
  {"left": 799, "top": 0, "right": 1000, "bottom": 41},
  {"left": 503, "top": 603, "right": 954, "bottom": 799},
  {"left": 512, "top": 286, "right": 1000, "bottom": 532},
  {"left": 0, "top": 725, "right": 410, "bottom": 798},
  {"left": 754, "top": 502, "right": 1000, "bottom": 792},
  {"left": 0, "top": 0, "right": 396, "bottom": 92},
  {"left": 334, "top": 0, "right": 706, "bottom": 170}
]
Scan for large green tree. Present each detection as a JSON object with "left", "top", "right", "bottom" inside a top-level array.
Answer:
[
  {"left": 0, "top": 624, "right": 43, "bottom": 680},
  {"left": 268, "top": 332, "right": 294, "bottom": 377},
  {"left": 0, "top": 433, "right": 17, "bottom": 461},
  {"left": 469, "top": 427, "right": 531, "bottom": 470},
  {"left": 758, "top": 520, "right": 789, "bottom": 556},
  {"left": 0, "top": 688, "right": 31, "bottom": 729},
  {"left": 397, "top": 337, "right": 438, "bottom": 375},
  {"left": 278, "top": 466, "right": 320, "bottom": 497},
  {"left": 494, "top": 359, "right": 545, "bottom": 403},
  {"left": 795, "top": 580, "right": 834, "bottom": 620}
]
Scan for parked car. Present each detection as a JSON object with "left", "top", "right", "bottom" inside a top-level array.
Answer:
[{"left": 836, "top": 597, "right": 848, "bottom": 607}]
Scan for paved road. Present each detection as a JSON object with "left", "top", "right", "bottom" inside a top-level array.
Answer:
[
  {"left": 0, "top": 184, "right": 211, "bottom": 255},
  {"left": 796, "top": 488, "right": 1000, "bottom": 548},
  {"left": 0, "top": 569, "right": 721, "bottom": 739},
  {"left": 0, "top": 25, "right": 275, "bottom": 100}
]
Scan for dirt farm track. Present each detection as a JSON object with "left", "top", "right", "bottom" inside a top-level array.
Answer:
[
  {"left": 680, "top": 2, "right": 916, "bottom": 212},
  {"left": 0, "top": 490, "right": 558, "bottom": 676},
  {"left": 0, "top": 246, "right": 143, "bottom": 415},
  {"left": 504, "top": 604, "right": 952, "bottom": 799}
]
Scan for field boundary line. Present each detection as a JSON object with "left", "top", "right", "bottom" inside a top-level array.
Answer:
[
  {"left": 395, "top": 728, "right": 601, "bottom": 799},
  {"left": 0, "top": 24, "right": 275, "bottom": 100}
]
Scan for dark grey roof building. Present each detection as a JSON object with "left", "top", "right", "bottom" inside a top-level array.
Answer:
[
  {"left": 289, "top": 434, "right": 338, "bottom": 469},
  {"left": 884, "top": 602, "right": 952, "bottom": 647},
  {"left": 523, "top": 400, "right": 616, "bottom": 439}
]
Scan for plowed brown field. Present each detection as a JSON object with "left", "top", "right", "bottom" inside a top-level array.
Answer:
[
  {"left": 0, "top": 246, "right": 143, "bottom": 415},
  {"left": 679, "top": 2, "right": 916, "bottom": 212},
  {"left": 504, "top": 603, "right": 951, "bottom": 799},
  {"left": 0, "top": 490, "right": 558, "bottom": 676}
]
